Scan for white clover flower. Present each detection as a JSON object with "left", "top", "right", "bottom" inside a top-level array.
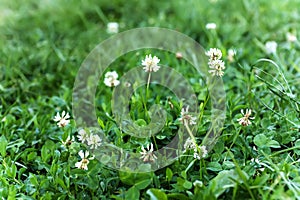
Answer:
[
  {"left": 140, "top": 143, "right": 157, "bottom": 162},
  {"left": 106, "top": 22, "right": 119, "bottom": 34},
  {"left": 87, "top": 134, "right": 102, "bottom": 149},
  {"left": 178, "top": 106, "right": 197, "bottom": 125},
  {"left": 141, "top": 54, "right": 160, "bottom": 72},
  {"left": 193, "top": 145, "right": 208, "bottom": 160},
  {"left": 205, "top": 23, "right": 217, "bottom": 30},
  {"left": 286, "top": 32, "right": 297, "bottom": 42},
  {"left": 184, "top": 137, "right": 196, "bottom": 152},
  {"left": 227, "top": 49, "right": 236, "bottom": 62},
  {"left": 75, "top": 150, "right": 94, "bottom": 170},
  {"left": 104, "top": 71, "right": 120, "bottom": 87},
  {"left": 53, "top": 111, "right": 70, "bottom": 127},
  {"left": 62, "top": 135, "right": 75, "bottom": 146},
  {"left": 208, "top": 59, "right": 225, "bottom": 77},
  {"left": 77, "top": 129, "right": 89, "bottom": 143},
  {"left": 237, "top": 109, "right": 255, "bottom": 126},
  {"left": 205, "top": 48, "right": 222, "bottom": 61},
  {"left": 265, "top": 41, "right": 277, "bottom": 54}
]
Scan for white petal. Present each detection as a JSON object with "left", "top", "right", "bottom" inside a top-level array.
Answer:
[{"left": 78, "top": 150, "right": 85, "bottom": 159}]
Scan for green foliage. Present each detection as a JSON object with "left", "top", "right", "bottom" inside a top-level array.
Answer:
[{"left": 1, "top": 0, "right": 300, "bottom": 199}]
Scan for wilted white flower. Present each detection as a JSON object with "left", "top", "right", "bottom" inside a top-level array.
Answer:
[
  {"left": 75, "top": 150, "right": 94, "bottom": 170},
  {"left": 104, "top": 71, "right": 120, "bottom": 87},
  {"left": 53, "top": 111, "right": 70, "bottom": 127},
  {"left": 208, "top": 59, "right": 225, "bottom": 77},
  {"left": 106, "top": 22, "right": 119, "bottom": 34},
  {"left": 227, "top": 49, "right": 236, "bottom": 62},
  {"left": 286, "top": 32, "right": 297, "bottom": 42},
  {"left": 77, "top": 129, "right": 89, "bottom": 143},
  {"left": 205, "top": 23, "right": 217, "bottom": 30},
  {"left": 141, "top": 54, "right": 160, "bottom": 72},
  {"left": 206, "top": 48, "right": 222, "bottom": 61},
  {"left": 265, "top": 41, "right": 277, "bottom": 54},
  {"left": 62, "top": 135, "right": 75, "bottom": 146},
  {"left": 237, "top": 109, "right": 255, "bottom": 126},
  {"left": 87, "top": 134, "right": 102, "bottom": 149},
  {"left": 178, "top": 106, "right": 197, "bottom": 125},
  {"left": 140, "top": 143, "right": 157, "bottom": 162}
]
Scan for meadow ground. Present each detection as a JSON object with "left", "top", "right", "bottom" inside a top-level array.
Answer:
[{"left": 0, "top": 0, "right": 300, "bottom": 199}]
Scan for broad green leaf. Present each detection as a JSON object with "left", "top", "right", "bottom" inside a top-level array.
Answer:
[
  {"left": 125, "top": 186, "right": 140, "bottom": 200},
  {"left": 0, "top": 135, "right": 8, "bottom": 157},
  {"left": 166, "top": 168, "right": 173, "bottom": 182},
  {"left": 146, "top": 189, "right": 167, "bottom": 200}
]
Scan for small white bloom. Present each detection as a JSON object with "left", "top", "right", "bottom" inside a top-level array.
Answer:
[
  {"left": 227, "top": 49, "right": 236, "bottom": 62},
  {"left": 184, "top": 137, "right": 196, "bottom": 152},
  {"left": 1, "top": 116, "right": 6, "bottom": 122},
  {"left": 265, "top": 41, "right": 277, "bottom": 54},
  {"left": 87, "top": 134, "right": 102, "bottom": 149},
  {"left": 206, "top": 23, "right": 217, "bottom": 30},
  {"left": 193, "top": 180, "right": 203, "bottom": 187},
  {"left": 208, "top": 59, "right": 225, "bottom": 77},
  {"left": 53, "top": 111, "right": 70, "bottom": 127},
  {"left": 141, "top": 54, "right": 160, "bottom": 72},
  {"left": 77, "top": 129, "right": 89, "bottom": 143},
  {"left": 104, "top": 71, "right": 120, "bottom": 87},
  {"left": 106, "top": 22, "right": 119, "bottom": 34},
  {"left": 286, "top": 32, "right": 297, "bottom": 42},
  {"left": 237, "top": 109, "right": 255, "bottom": 126},
  {"left": 140, "top": 143, "right": 157, "bottom": 162},
  {"left": 178, "top": 106, "right": 197, "bottom": 125},
  {"left": 194, "top": 146, "right": 208, "bottom": 160},
  {"left": 205, "top": 48, "right": 222, "bottom": 61},
  {"left": 75, "top": 150, "right": 94, "bottom": 170}
]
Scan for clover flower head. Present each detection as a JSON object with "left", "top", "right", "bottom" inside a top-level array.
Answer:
[
  {"left": 205, "top": 48, "right": 222, "bottom": 61},
  {"left": 53, "top": 111, "right": 70, "bottom": 127},
  {"left": 208, "top": 59, "right": 225, "bottom": 77},
  {"left": 75, "top": 150, "right": 94, "bottom": 170},
  {"left": 286, "top": 32, "right": 297, "bottom": 42},
  {"left": 179, "top": 106, "right": 197, "bottom": 125},
  {"left": 237, "top": 109, "right": 255, "bottom": 126},
  {"left": 87, "top": 134, "right": 102, "bottom": 149},
  {"left": 184, "top": 137, "right": 196, "bottom": 152},
  {"left": 140, "top": 143, "right": 157, "bottom": 162},
  {"left": 265, "top": 41, "right": 277, "bottom": 54},
  {"left": 77, "top": 129, "right": 89, "bottom": 143},
  {"left": 141, "top": 54, "right": 160, "bottom": 72},
  {"left": 205, "top": 23, "right": 217, "bottom": 30},
  {"left": 104, "top": 71, "right": 120, "bottom": 87},
  {"left": 194, "top": 145, "right": 208, "bottom": 160},
  {"left": 106, "top": 22, "right": 119, "bottom": 34},
  {"left": 227, "top": 49, "right": 236, "bottom": 62}
]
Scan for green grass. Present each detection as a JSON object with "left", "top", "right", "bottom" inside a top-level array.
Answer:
[{"left": 1, "top": 0, "right": 300, "bottom": 199}]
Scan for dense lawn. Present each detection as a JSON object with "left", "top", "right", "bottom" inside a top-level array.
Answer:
[{"left": 1, "top": 0, "right": 300, "bottom": 199}]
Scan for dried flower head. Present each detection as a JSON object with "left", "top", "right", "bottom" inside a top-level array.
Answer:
[
  {"left": 193, "top": 145, "right": 208, "bottom": 160},
  {"left": 62, "top": 135, "right": 75, "bottom": 146},
  {"left": 75, "top": 150, "right": 94, "bottom": 170},
  {"left": 87, "top": 134, "right": 102, "bottom": 149},
  {"left": 237, "top": 109, "right": 255, "bottom": 126},
  {"left": 140, "top": 143, "right": 157, "bottom": 162},
  {"left": 178, "top": 106, "right": 197, "bottom": 125},
  {"left": 141, "top": 54, "right": 160, "bottom": 72},
  {"left": 184, "top": 137, "right": 196, "bottom": 152},
  {"left": 53, "top": 111, "right": 70, "bottom": 127},
  {"left": 104, "top": 71, "right": 120, "bottom": 87}
]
